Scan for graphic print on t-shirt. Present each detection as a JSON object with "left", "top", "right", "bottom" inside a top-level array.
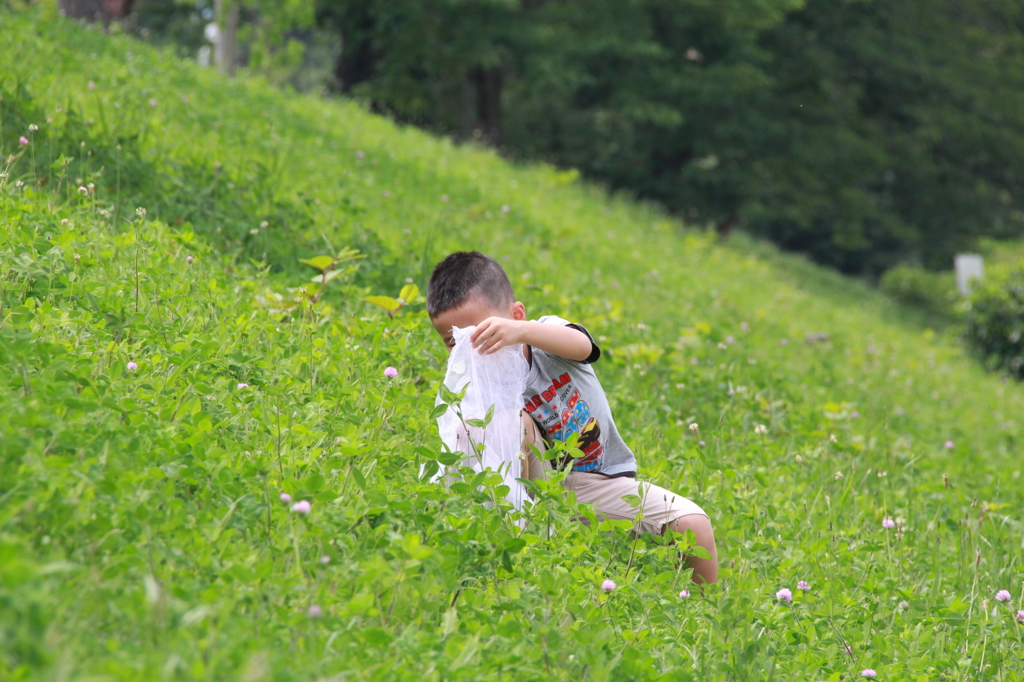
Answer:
[{"left": 523, "top": 371, "right": 605, "bottom": 472}]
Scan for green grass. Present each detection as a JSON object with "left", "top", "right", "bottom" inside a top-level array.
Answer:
[{"left": 2, "top": 6, "right": 1023, "bottom": 680}]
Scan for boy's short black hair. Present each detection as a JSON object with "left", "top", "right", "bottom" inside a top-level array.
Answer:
[{"left": 427, "top": 251, "right": 515, "bottom": 317}]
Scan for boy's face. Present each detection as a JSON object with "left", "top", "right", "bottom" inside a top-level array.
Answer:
[{"left": 430, "top": 294, "right": 525, "bottom": 352}]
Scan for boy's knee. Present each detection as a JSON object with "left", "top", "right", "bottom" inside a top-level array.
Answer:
[
  {"left": 667, "top": 514, "right": 719, "bottom": 585},
  {"left": 666, "top": 514, "right": 715, "bottom": 541}
]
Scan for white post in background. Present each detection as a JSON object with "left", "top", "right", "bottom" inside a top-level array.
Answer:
[
  {"left": 199, "top": 22, "right": 217, "bottom": 67},
  {"left": 955, "top": 254, "right": 984, "bottom": 295}
]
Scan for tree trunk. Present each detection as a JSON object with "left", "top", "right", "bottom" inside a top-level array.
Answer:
[
  {"left": 474, "top": 66, "right": 503, "bottom": 147},
  {"left": 103, "top": 0, "right": 134, "bottom": 19},
  {"left": 59, "top": 0, "right": 107, "bottom": 23},
  {"left": 715, "top": 210, "right": 740, "bottom": 238},
  {"left": 214, "top": 0, "right": 240, "bottom": 77},
  {"left": 460, "top": 75, "right": 475, "bottom": 140},
  {"left": 334, "top": 8, "right": 379, "bottom": 94},
  {"left": 59, "top": 0, "right": 134, "bottom": 25}
]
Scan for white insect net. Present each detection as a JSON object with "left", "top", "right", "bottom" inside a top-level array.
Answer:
[{"left": 433, "top": 325, "right": 530, "bottom": 511}]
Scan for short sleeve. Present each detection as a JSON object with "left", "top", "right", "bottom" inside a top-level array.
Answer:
[{"left": 536, "top": 315, "right": 601, "bottom": 364}]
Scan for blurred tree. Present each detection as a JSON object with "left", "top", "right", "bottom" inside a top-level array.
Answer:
[
  {"left": 58, "top": 0, "right": 105, "bottom": 21},
  {"left": 55, "top": 0, "right": 1024, "bottom": 273},
  {"left": 316, "top": 0, "right": 801, "bottom": 150},
  {"left": 132, "top": 1, "right": 209, "bottom": 57},
  {"left": 317, "top": 0, "right": 1024, "bottom": 275},
  {"left": 59, "top": 0, "right": 135, "bottom": 25},
  {"left": 124, "top": 1, "right": 313, "bottom": 79},
  {"left": 316, "top": 0, "right": 528, "bottom": 145},
  {"left": 208, "top": 0, "right": 313, "bottom": 77},
  {"left": 741, "top": 0, "right": 1024, "bottom": 273},
  {"left": 499, "top": 0, "right": 802, "bottom": 235},
  {"left": 213, "top": 0, "right": 238, "bottom": 75}
]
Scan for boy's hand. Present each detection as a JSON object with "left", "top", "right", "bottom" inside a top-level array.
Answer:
[
  {"left": 470, "top": 317, "right": 594, "bottom": 362},
  {"left": 471, "top": 317, "right": 524, "bottom": 354}
]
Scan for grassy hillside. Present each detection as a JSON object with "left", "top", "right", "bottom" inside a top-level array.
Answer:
[{"left": 2, "top": 7, "right": 1023, "bottom": 680}]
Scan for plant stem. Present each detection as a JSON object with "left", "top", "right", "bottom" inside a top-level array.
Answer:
[
  {"left": 276, "top": 394, "right": 284, "bottom": 478},
  {"left": 134, "top": 221, "right": 140, "bottom": 313}
]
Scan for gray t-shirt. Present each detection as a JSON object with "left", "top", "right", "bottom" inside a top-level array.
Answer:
[{"left": 521, "top": 316, "right": 637, "bottom": 478}]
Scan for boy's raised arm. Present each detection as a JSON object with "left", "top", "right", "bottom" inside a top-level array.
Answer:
[{"left": 471, "top": 318, "right": 593, "bottom": 362}]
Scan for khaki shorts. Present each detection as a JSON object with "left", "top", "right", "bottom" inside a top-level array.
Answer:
[{"left": 523, "top": 419, "right": 707, "bottom": 536}]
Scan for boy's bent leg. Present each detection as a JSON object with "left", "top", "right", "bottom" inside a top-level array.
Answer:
[
  {"left": 665, "top": 513, "right": 718, "bottom": 586},
  {"left": 566, "top": 474, "right": 718, "bottom": 585},
  {"left": 642, "top": 483, "right": 718, "bottom": 586}
]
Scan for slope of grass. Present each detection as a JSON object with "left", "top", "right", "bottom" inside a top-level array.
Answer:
[{"left": 2, "top": 7, "right": 1023, "bottom": 680}]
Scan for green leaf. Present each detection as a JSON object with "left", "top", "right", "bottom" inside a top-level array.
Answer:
[
  {"left": 688, "top": 545, "right": 713, "bottom": 560},
  {"left": 349, "top": 466, "right": 367, "bottom": 490},
  {"left": 299, "top": 255, "right": 334, "bottom": 271},
  {"left": 413, "top": 446, "right": 437, "bottom": 460},
  {"left": 441, "top": 608, "right": 459, "bottom": 638},
  {"left": 438, "top": 382, "right": 463, "bottom": 405},
  {"left": 420, "top": 460, "right": 440, "bottom": 480},
  {"left": 682, "top": 528, "right": 697, "bottom": 547},
  {"left": 437, "top": 451, "right": 463, "bottom": 466},
  {"left": 500, "top": 538, "right": 526, "bottom": 554},
  {"left": 398, "top": 283, "right": 420, "bottom": 304},
  {"left": 322, "top": 267, "right": 351, "bottom": 283},
  {"left": 360, "top": 628, "right": 393, "bottom": 647},
  {"left": 429, "top": 403, "right": 449, "bottom": 419},
  {"left": 364, "top": 295, "right": 402, "bottom": 313},
  {"left": 334, "top": 246, "right": 363, "bottom": 264}
]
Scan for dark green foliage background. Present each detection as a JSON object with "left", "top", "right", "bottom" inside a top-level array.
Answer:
[
  {"left": 964, "top": 265, "right": 1024, "bottom": 378},
  {"left": 318, "top": 0, "right": 1024, "bottom": 275}
]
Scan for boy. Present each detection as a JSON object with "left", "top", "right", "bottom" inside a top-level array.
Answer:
[{"left": 428, "top": 251, "right": 718, "bottom": 585}]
